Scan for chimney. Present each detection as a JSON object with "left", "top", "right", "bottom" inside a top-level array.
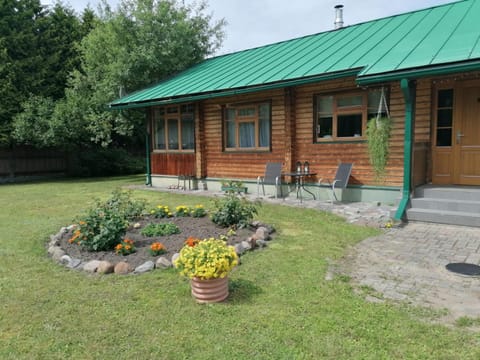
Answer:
[{"left": 334, "top": 4, "right": 344, "bottom": 29}]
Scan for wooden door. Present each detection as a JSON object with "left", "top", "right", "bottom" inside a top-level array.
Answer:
[{"left": 453, "top": 81, "right": 480, "bottom": 185}]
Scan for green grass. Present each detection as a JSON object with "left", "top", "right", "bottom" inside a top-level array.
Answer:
[{"left": 1, "top": 176, "right": 479, "bottom": 359}]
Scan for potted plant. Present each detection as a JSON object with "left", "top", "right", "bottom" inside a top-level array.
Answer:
[{"left": 174, "top": 237, "right": 239, "bottom": 303}]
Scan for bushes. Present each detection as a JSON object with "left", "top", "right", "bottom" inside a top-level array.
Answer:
[
  {"left": 70, "top": 190, "right": 145, "bottom": 252},
  {"left": 211, "top": 194, "right": 259, "bottom": 228},
  {"left": 67, "top": 147, "right": 145, "bottom": 177}
]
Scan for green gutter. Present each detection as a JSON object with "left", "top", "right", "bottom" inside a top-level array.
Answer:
[
  {"left": 394, "top": 78, "right": 415, "bottom": 220},
  {"left": 357, "top": 60, "right": 480, "bottom": 85},
  {"left": 108, "top": 69, "right": 361, "bottom": 110}
]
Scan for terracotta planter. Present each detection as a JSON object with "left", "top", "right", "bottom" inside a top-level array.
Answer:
[{"left": 191, "top": 277, "right": 229, "bottom": 303}]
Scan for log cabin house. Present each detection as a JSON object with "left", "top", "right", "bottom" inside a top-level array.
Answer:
[{"left": 110, "top": 0, "right": 480, "bottom": 225}]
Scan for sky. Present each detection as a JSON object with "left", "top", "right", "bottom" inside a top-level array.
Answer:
[{"left": 41, "top": 0, "right": 456, "bottom": 55}]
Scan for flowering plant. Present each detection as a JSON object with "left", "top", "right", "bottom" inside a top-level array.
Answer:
[
  {"left": 115, "top": 238, "right": 136, "bottom": 255},
  {"left": 149, "top": 205, "right": 172, "bottom": 218},
  {"left": 190, "top": 204, "right": 207, "bottom": 218},
  {"left": 149, "top": 242, "right": 166, "bottom": 256},
  {"left": 174, "top": 237, "right": 238, "bottom": 279},
  {"left": 175, "top": 205, "right": 190, "bottom": 217}
]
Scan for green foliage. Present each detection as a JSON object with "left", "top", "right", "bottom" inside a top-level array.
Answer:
[
  {"left": 56, "top": 0, "right": 226, "bottom": 147},
  {"left": 211, "top": 193, "right": 259, "bottom": 228},
  {"left": 190, "top": 204, "right": 207, "bottom": 218},
  {"left": 67, "top": 146, "right": 145, "bottom": 177},
  {"left": 174, "top": 205, "right": 190, "bottom": 217},
  {"left": 1, "top": 1, "right": 92, "bottom": 146},
  {"left": 115, "top": 238, "right": 136, "bottom": 255},
  {"left": 141, "top": 222, "right": 181, "bottom": 237},
  {"left": 148, "top": 205, "right": 172, "bottom": 218},
  {"left": 366, "top": 116, "right": 393, "bottom": 182},
  {"left": 220, "top": 179, "right": 247, "bottom": 194},
  {"left": 73, "top": 189, "right": 145, "bottom": 251}
]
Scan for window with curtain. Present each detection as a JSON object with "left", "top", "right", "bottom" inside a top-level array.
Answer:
[
  {"left": 153, "top": 104, "right": 195, "bottom": 152},
  {"left": 315, "top": 88, "right": 389, "bottom": 142},
  {"left": 224, "top": 102, "right": 271, "bottom": 151}
]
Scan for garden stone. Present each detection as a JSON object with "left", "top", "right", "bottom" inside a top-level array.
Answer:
[
  {"left": 114, "top": 262, "right": 133, "bottom": 275},
  {"left": 134, "top": 261, "right": 155, "bottom": 274},
  {"left": 156, "top": 257, "right": 172, "bottom": 269},
  {"left": 241, "top": 240, "right": 252, "bottom": 251},
  {"left": 234, "top": 243, "right": 245, "bottom": 255},
  {"left": 67, "top": 258, "right": 82, "bottom": 269},
  {"left": 255, "top": 227, "right": 270, "bottom": 241},
  {"left": 60, "top": 255, "right": 72, "bottom": 265},
  {"left": 256, "top": 239, "right": 268, "bottom": 248},
  {"left": 49, "top": 246, "right": 66, "bottom": 262},
  {"left": 247, "top": 236, "right": 257, "bottom": 249},
  {"left": 84, "top": 260, "right": 101, "bottom": 273},
  {"left": 49, "top": 234, "right": 60, "bottom": 247},
  {"left": 97, "top": 261, "right": 114, "bottom": 274},
  {"left": 171, "top": 253, "right": 180, "bottom": 267}
]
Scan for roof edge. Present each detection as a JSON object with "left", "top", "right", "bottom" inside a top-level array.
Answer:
[
  {"left": 108, "top": 68, "right": 362, "bottom": 110},
  {"left": 357, "top": 59, "right": 480, "bottom": 85}
]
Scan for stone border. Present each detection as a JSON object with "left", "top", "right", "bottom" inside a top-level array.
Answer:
[{"left": 47, "top": 221, "right": 275, "bottom": 275}]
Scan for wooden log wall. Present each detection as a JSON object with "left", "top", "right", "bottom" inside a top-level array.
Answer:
[
  {"left": 202, "top": 89, "right": 287, "bottom": 179},
  {"left": 151, "top": 72, "right": 480, "bottom": 187}
]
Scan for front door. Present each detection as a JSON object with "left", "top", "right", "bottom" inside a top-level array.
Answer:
[
  {"left": 432, "top": 80, "right": 480, "bottom": 185},
  {"left": 453, "top": 81, "right": 480, "bottom": 185}
]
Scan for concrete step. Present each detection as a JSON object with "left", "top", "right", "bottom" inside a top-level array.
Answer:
[
  {"left": 415, "top": 186, "right": 480, "bottom": 202},
  {"left": 411, "top": 197, "right": 480, "bottom": 213},
  {"left": 406, "top": 208, "right": 480, "bottom": 227}
]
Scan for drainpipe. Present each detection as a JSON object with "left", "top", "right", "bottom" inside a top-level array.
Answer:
[
  {"left": 145, "top": 119, "right": 152, "bottom": 186},
  {"left": 394, "top": 78, "right": 415, "bottom": 220}
]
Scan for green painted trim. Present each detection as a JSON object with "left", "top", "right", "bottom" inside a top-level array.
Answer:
[
  {"left": 394, "top": 78, "right": 415, "bottom": 220},
  {"left": 357, "top": 61, "right": 480, "bottom": 85},
  {"left": 108, "top": 69, "right": 362, "bottom": 110},
  {"left": 145, "top": 131, "right": 151, "bottom": 186}
]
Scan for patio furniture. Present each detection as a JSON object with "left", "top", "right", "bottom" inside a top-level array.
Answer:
[
  {"left": 319, "top": 163, "right": 353, "bottom": 202},
  {"left": 257, "top": 162, "right": 283, "bottom": 198}
]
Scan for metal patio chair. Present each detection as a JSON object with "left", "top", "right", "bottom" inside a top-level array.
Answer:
[
  {"left": 319, "top": 162, "right": 353, "bottom": 202},
  {"left": 257, "top": 162, "right": 283, "bottom": 198}
]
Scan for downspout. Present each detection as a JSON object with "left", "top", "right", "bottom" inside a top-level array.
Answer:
[
  {"left": 145, "top": 117, "right": 152, "bottom": 186},
  {"left": 394, "top": 78, "right": 415, "bottom": 220}
]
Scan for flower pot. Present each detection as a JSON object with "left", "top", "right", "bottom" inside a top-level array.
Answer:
[{"left": 191, "top": 277, "right": 229, "bottom": 304}]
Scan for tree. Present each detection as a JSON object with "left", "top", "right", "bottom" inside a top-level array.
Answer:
[
  {"left": 56, "top": 0, "right": 225, "bottom": 147},
  {"left": 3, "top": 0, "right": 92, "bottom": 146},
  {"left": 0, "top": 0, "right": 46, "bottom": 146}
]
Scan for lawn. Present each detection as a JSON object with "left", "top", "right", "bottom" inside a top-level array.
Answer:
[{"left": 0, "top": 176, "right": 479, "bottom": 359}]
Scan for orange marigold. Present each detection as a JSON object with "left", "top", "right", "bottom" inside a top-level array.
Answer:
[{"left": 184, "top": 237, "right": 200, "bottom": 247}]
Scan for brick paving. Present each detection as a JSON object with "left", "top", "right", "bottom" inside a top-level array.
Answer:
[{"left": 338, "top": 222, "right": 480, "bottom": 321}]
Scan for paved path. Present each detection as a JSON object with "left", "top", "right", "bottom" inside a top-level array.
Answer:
[
  {"left": 337, "top": 222, "right": 480, "bottom": 322},
  {"left": 137, "top": 186, "right": 480, "bottom": 322}
]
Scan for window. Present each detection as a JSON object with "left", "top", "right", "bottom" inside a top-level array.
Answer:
[
  {"left": 153, "top": 104, "right": 195, "bottom": 151},
  {"left": 315, "top": 88, "right": 388, "bottom": 141},
  {"left": 224, "top": 102, "right": 271, "bottom": 151},
  {"left": 435, "top": 89, "right": 453, "bottom": 147}
]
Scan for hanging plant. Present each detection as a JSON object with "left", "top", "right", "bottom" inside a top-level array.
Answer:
[{"left": 366, "top": 116, "right": 392, "bottom": 182}]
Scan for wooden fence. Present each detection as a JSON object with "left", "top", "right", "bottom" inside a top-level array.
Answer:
[{"left": 0, "top": 146, "right": 67, "bottom": 182}]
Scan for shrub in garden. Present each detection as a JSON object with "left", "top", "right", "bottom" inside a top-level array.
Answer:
[
  {"left": 141, "top": 222, "right": 181, "bottom": 237},
  {"left": 69, "top": 190, "right": 146, "bottom": 252},
  {"left": 211, "top": 193, "right": 259, "bottom": 228}
]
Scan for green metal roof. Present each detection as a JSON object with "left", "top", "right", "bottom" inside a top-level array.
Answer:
[{"left": 110, "top": 0, "right": 480, "bottom": 109}]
